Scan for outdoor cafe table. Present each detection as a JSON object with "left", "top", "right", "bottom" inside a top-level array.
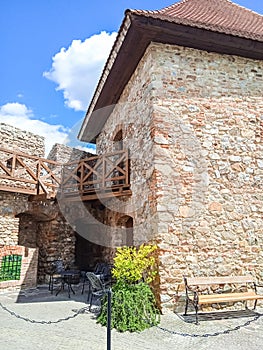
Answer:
[{"left": 55, "top": 270, "right": 80, "bottom": 298}]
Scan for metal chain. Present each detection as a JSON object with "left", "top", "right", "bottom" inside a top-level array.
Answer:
[
  {"left": 147, "top": 312, "right": 262, "bottom": 338},
  {"left": 106, "top": 290, "right": 263, "bottom": 338},
  {"left": 0, "top": 301, "right": 89, "bottom": 324},
  {"left": 2, "top": 293, "right": 262, "bottom": 338}
]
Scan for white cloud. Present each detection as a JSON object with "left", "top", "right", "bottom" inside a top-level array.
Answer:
[
  {"left": 75, "top": 144, "right": 96, "bottom": 154},
  {"left": 43, "top": 31, "right": 117, "bottom": 111},
  {"left": 1, "top": 32, "right": 115, "bottom": 157},
  {"left": 1, "top": 102, "right": 31, "bottom": 116},
  {"left": 0, "top": 102, "right": 69, "bottom": 156}
]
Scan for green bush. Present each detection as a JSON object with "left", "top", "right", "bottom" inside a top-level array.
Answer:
[
  {"left": 97, "top": 244, "right": 160, "bottom": 332},
  {"left": 112, "top": 244, "right": 158, "bottom": 284},
  {"left": 97, "top": 281, "right": 160, "bottom": 332}
]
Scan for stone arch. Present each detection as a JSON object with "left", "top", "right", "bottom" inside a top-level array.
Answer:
[
  {"left": 15, "top": 200, "right": 58, "bottom": 249},
  {"left": 14, "top": 200, "right": 76, "bottom": 283}
]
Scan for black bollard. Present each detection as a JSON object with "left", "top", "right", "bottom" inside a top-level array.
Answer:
[{"left": 107, "top": 289, "right": 112, "bottom": 350}]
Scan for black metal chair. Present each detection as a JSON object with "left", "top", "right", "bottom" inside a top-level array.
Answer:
[
  {"left": 85, "top": 272, "right": 110, "bottom": 311},
  {"left": 81, "top": 262, "right": 112, "bottom": 294},
  {"left": 100, "top": 264, "right": 113, "bottom": 283},
  {"left": 80, "top": 264, "right": 102, "bottom": 295},
  {"left": 48, "top": 259, "right": 65, "bottom": 294}
]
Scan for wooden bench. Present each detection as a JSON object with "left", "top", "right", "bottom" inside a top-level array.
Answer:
[{"left": 184, "top": 276, "right": 263, "bottom": 324}]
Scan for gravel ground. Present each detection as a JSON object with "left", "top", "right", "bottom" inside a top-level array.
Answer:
[{"left": 0, "top": 285, "right": 262, "bottom": 350}]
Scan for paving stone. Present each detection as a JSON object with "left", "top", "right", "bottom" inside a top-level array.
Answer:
[{"left": 0, "top": 286, "right": 262, "bottom": 350}]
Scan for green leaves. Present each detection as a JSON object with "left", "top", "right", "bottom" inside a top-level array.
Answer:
[
  {"left": 112, "top": 244, "right": 158, "bottom": 284},
  {"left": 97, "top": 244, "right": 160, "bottom": 332},
  {"left": 97, "top": 281, "right": 160, "bottom": 332}
]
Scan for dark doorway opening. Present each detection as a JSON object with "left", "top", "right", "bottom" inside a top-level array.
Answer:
[{"left": 75, "top": 233, "right": 96, "bottom": 270}]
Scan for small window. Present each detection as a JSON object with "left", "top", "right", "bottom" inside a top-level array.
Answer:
[
  {"left": 113, "top": 129, "right": 123, "bottom": 151},
  {"left": 117, "top": 216, "right": 134, "bottom": 247}
]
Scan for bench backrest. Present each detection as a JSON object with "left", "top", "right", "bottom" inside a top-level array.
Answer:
[{"left": 184, "top": 275, "right": 255, "bottom": 286}]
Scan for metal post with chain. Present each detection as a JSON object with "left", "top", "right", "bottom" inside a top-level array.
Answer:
[{"left": 107, "top": 288, "right": 112, "bottom": 350}]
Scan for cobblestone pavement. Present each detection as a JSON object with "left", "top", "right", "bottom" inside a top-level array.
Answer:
[{"left": 0, "top": 285, "right": 262, "bottom": 350}]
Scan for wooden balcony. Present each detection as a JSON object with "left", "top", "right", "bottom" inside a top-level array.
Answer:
[
  {"left": 59, "top": 149, "right": 131, "bottom": 201},
  {"left": 0, "top": 147, "right": 61, "bottom": 198},
  {"left": 0, "top": 147, "right": 131, "bottom": 201}
]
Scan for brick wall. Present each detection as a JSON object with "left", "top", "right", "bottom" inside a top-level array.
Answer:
[{"left": 0, "top": 245, "right": 38, "bottom": 289}]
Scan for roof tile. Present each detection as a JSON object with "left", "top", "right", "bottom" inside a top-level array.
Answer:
[{"left": 129, "top": 0, "right": 263, "bottom": 41}]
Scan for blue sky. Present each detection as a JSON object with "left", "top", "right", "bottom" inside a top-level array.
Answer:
[{"left": 0, "top": 0, "right": 262, "bottom": 154}]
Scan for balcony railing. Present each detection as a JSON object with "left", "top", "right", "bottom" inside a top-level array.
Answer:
[
  {"left": 60, "top": 149, "right": 131, "bottom": 201},
  {"left": 0, "top": 147, "right": 131, "bottom": 200},
  {"left": 0, "top": 147, "right": 61, "bottom": 198}
]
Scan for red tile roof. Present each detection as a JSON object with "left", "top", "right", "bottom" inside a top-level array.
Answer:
[{"left": 129, "top": 0, "right": 263, "bottom": 41}]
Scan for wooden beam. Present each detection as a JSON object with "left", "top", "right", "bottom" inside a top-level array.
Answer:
[
  {"left": 60, "top": 189, "right": 132, "bottom": 202},
  {"left": 0, "top": 185, "right": 36, "bottom": 195}
]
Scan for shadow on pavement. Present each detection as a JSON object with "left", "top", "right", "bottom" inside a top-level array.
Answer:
[
  {"left": 180, "top": 309, "right": 260, "bottom": 323},
  {"left": 15, "top": 283, "right": 90, "bottom": 305}
]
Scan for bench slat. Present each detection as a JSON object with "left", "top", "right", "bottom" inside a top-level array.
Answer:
[
  {"left": 200, "top": 291, "right": 256, "bottom": 299},
  {"left": 188, "top": 292, "right": 263, "bottom": 304},
  {"left": 186, "top": 276, "right": 255, "bottom": 286},
  {"left": 184, "top": 275, "right": 262, "bottom": 324}
]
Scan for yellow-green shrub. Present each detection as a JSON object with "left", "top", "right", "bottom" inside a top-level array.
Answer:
[
  {"left": 112, "top": 244, "right": 158, "bottom": 284},
  {"left": 97, "top": 244, "right": 160, "bottom": 332}
]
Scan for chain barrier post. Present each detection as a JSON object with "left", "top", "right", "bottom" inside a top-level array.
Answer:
[{"left": 107, "top": 288, "right": 112, "bottom": 350}]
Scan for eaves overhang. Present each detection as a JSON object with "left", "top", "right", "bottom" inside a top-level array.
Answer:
[{"left": 78, "top": 11, "right": 263, "bottom": 143}]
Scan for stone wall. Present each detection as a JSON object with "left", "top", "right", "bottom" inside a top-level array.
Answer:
[
  {"left": 48, "top": 143, "right": 93, "bottom": 163},
  {"left": 96, "top": 42, "right": 263, "bottom": 311},
  {"left": 0, "top": 123, "right": 45, "bottom": 193},
  {"left": 0, "top": 123, "right": 45, "bottom": 157},
  {"left": 0, "top": 191, "right": 58, "bottom": 246},
  {"left": 0, "top": 192, "right": 30, "bottom": 245},
  {"left": 0, "top": 216, "right": 19, "bottom": 246},
  {"left": 148, "top": 43, "right": 263, "bottom": 310},
  {"left": 96, "top": 44, "right": 158, "bottom": 247},
  {"left": 36, "top": 212, "right": 76, "bottom": 283}
]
